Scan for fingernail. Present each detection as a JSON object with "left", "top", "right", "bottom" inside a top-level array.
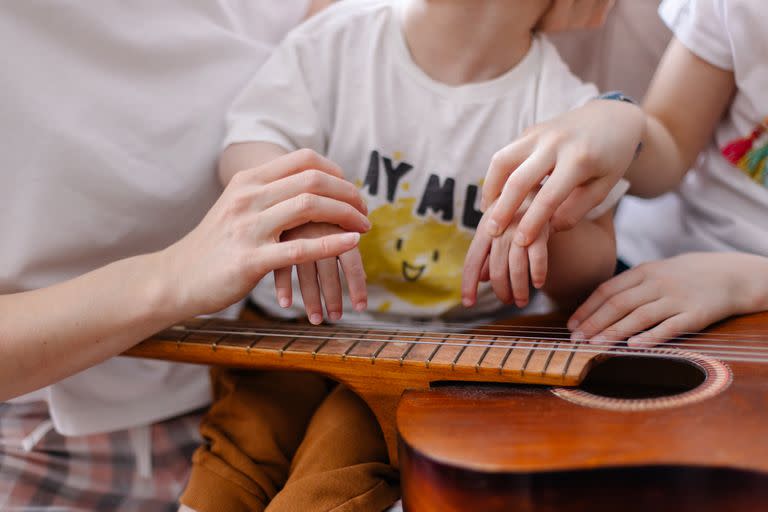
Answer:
[
  {"left": 628, "top": 337, "right": 650, "bottom": 348},
  {"left": 354, "top": 301, "right": 367, "bottom": 312},
  {"left": 279, "top": 297, "right": 290, "bottom": 308},
  {"left": 571, "top": 331, "right": 585, "bottom": 342},
  {"left": 590, "top": 336, "right": 609, "bottom": 345},
  {"left": 515, "top": 299, "right": 529, "bottom": 308},
  {"left": 462, "top": 297, "right": 474, "bottom": 307},
  {"left": 485, "top": 219, "right": 501, "bottom": 236},
  {"left": 310, "top": 313, "right": 323, "bottom": 325},
  {"left": 514, "top": 232, "right": 528, "bottom": 246},
  {"left": 343, "top": 232, "right": 360, "bottom": 244},
  {"left": 329, "top": 312, "right": 341, "bottom": 321},
  {"left": 567, "top": 318, "right": 580, "bottom": 330}
]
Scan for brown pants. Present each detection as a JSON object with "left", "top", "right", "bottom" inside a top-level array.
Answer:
[{"left": 180, "top": 368, "right": 400, "bottom": 512}]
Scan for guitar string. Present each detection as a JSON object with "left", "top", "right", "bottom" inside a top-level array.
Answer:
[
  {"left": 174, "top": 321, "right": 768, "bottom": 346},
  {"left": 166, "top": 326, "right": 768, "bottom": 363}
]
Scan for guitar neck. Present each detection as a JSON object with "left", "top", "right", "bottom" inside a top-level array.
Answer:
[{"left": 125, "top": 318, "right": 596, "bottom": 387}]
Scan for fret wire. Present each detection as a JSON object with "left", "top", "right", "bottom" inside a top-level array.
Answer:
[
  {"left": 211, "top": 334, "right": 228, "bottom": 352},
  {"left": 371, "top": 334, "right": 394, "bottom": 364},
  {"left": 475, "top": 337, "right": 496, "bottom": 372},
  {"left": 279, "top": 337, "right": 299, "bottom": 357},
  {"left": 399, "top": 333, "right": 422, "bottom": 366},
  {"left": 246, "top": 334, "right": 265, "bottom": 353},
  {"left": 342, "top": 329, "right": 367, "bottom": 361},
  {"left": 312, "top": 330, "right": 336, "bottom": 359},
  {"left": 542, "top": 341, "right": 558, "bottom": 374},
  {"left": 451, "top": 335, "right": 473, "bottom": 370},
  {"left": 561, "top": 340, "right": 578, "bottom": 381},
  {"left": 520, "top": 345, "right": 536, "bottom": 376},
  {"left": 424, "top": 333, "right": 447, "bottom": 369},
  {"left": 498, "top": 338, "right": 517, "bottom": 375}
]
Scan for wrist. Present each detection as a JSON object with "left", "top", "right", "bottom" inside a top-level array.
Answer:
[
  {"left": 736, "top": 253, "right": 768, "bottom": 314},
  {"left": 131, "top": 249, "right": 190, "bottom": 326}
]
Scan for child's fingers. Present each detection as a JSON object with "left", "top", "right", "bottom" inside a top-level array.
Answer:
[
  {"left": 339, "top": 248, "right": 368, "bottom": 312},
  {"left": 273, "top": 267, "right": 293, "bottom": 308},
  {"left": 627, "top": 312, "right": 704, "bottom": 348},
  {"left": 462, "top": 230, "right": 493, "bottom": 306},
  {"left": 527, "top": 228, "right": 549, "bottom": 289},
  {"left": 316, "top": 257, "right": 343, "bottom": 321},
  {"left": 481, "top": 138, "right": 532, "bottom": 211},
  {"left": 515, "top": 161, "right": 583, "bottom": 246},
  {"left": 489, "top": 237, "right": 513, "bottom": 304},
  {"left": 551, "top": 178, "right": 615, "bottom": 232},
  {"left": 296, "top": 262, "right": 324, "bottom": 325},
  {"left": 568, "top": 268, "right": 645, "bottom": 331},
  {"left": 480, "top": 256, "right": 490, "bottom": 282},
  {"left": 486, "top": 151, "right": 555, "bottom": 237},
  {"left": 508, "top": 243, "right": 530, "bottom": 308},
  {"left": 588, "top": 298, "right": 672, "bottom": 345},
  {"left": 573, "top": 284, "right": 659, "bottom": 340}
]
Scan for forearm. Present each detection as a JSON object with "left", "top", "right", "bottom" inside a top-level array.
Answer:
[
  {"left": 543, "top": 213, "right": 616, "bottom": 309},
  {"left": 0, "top": 251, "right": 180, "bottom": 401},
  {"left": 218, "top": 142, "right": 289, "bottom": 185}
]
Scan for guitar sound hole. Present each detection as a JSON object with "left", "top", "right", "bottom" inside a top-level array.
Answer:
[{"left": 579, "top": 356, "right": 706, "bottom": 399}]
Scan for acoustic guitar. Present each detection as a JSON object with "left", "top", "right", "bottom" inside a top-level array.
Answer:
[{"left": 125, "top": 311, "right": 768, "bottom": 511}]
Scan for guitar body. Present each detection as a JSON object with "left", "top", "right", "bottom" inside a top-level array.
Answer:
[{"left": 397, "top": 313, "right": 768, "bottom": 512}]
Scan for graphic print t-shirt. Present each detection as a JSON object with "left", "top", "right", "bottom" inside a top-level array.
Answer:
[{"left": 227, "top": 0, "right": 615, "bottom": 318}]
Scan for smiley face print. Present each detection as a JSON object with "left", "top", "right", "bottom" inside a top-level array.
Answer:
[{"left": 358, "top": 198, "right": 473, "bottom": 308}]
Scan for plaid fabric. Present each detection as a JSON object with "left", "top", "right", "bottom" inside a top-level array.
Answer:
[{"left": 0, "top": 402, "right": 202, "bottom": 511}]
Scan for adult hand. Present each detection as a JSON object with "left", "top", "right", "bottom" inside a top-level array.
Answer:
[
  {"left": 480, "top": 99, "right": 643, "bottom": 245},
  {"left": 537, "top": 0, "right": 616, "bottom": 32},
  {"left": 569, "top": 253, "right": 768, "bottom": 347},
  {"left": 164, "top": 149, "right": 370, "bottom": 318},
  {"left": 274, "top": 222, "right": 367, "bottom": 324}
]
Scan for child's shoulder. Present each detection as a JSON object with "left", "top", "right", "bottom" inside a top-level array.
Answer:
[{"left": 287, "top": 0, "right": 397, "bottom": 43}]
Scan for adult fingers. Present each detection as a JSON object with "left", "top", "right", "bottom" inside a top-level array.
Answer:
[
  {"left": 316, "top": 257, "right": 343, "bottom": 321},
  {"left": 254, "top": 232, "right": 360, "bottom": 280},
  {"left": 258, "top": 170, "right": 367, "bottom": 214},
  {"left": 273, "top": 267, "right": 293, "bottom": 308},
  {"left": 573, "top": 284, "right": 660, "bottom": 341},
  {"left": 339, "top": 248, "right": 368, "bottom": 312},
  {"left": 508, "top": 243, "right": 530, "bottom": 308},
  {"left": 486, "top": 151, "right": 555, "bottom": 237},
  {"left": 551, "top": 178, "right": 615, "bottom": 232},
  {"left": 462, "top": 230, "right": 493, "bottom": 306},
  {"left": 588, "top": 299, "right": 674, "bottom": 345},
  {"left": 514, "top": 160, "right": 585, "bottom": 246},
  {"left": 297, "top": 262, "right": 323, "bottom": 325},
  {"left": 240, "top": 148, "right": 344, "bottom": 184},
  {"left": 259, "top": 194, "right": 371, "bottom": 237},
  {"left": 527, "top": 228, "right": 549, "bottom": 289},
  {"left": 490, "top": 237, "right": 513, "bottom": 304},
  {"left": 481, "top": 138, "right": 533, "bottom": 211},
  {"left": 569, "top": 268, "right": 645, "bottom": 333}
]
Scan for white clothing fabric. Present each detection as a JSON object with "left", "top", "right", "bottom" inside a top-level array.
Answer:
[
  {"left": 1, "top": 0, "right": 309, "bottom": 435},
  {"left": 226, "top": 0, "right": 626, "bottom": 319},
  {"left": 618, "top": 0, "right": 768, "bottom": 265}
]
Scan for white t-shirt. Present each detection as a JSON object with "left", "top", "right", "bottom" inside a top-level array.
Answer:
[
  {"left": 226, "top": 0, "right": 626, "bottom": 320},
  {"left": 618, "top": 0, "right": 768, "bottom": 265},
  {"left": 1, "top": 0, "right": 309, "bottom": 435}
]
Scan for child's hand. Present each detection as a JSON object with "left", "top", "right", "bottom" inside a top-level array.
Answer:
[
  {"left": 463, "top": 203, "right": 550, "bottom": 309},
  {"left": 569, "top": 253, "right": 768, "bottom": 347},
  {"left": 275, "top": 222, "right": 367, "bottom": 324},
  {"left": 480, "top": 99, "right": 643, "bottom": 245}
]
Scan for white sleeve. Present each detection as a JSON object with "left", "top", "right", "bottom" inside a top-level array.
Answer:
[
  {"left": 223, "top": 33, "right": 325, "bottom": 153},
  {"left": 659, "top": 0, "right": 732, "bottom": 71}
]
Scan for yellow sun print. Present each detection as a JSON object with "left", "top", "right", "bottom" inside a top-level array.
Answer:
[{"left": 358, "top": 198, "right": 473, "bottom": 307}]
